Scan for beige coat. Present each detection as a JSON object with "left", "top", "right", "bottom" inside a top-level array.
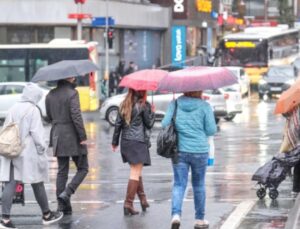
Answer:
[{"left": 0, "top": 83, "right": 49, "bottom": 183}]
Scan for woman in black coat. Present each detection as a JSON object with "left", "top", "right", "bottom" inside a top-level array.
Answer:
[{"left": 112, "top": 89, "right": 155, "bottom": 216}]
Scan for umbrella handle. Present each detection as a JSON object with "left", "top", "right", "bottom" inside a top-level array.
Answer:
[{"left": 151, "top": 91, "right": 154, "bottom": 104}]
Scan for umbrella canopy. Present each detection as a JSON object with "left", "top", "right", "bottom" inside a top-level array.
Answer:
[
  {"left": 119, "top": 69, "right": 168, "bottom": 91},
  {"left": 274, "top": 80, "right": 300, "bottom": 114},
  {"left": 157, "top": 66, "right": 237, "bottom": 93},
  {"left": 31, "top": 59, "right": 99, "bottom": 82}
]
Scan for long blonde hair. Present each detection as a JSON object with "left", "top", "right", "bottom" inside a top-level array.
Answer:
[{"left": 120, "top": 89, "right": 147, "bottom": 125}]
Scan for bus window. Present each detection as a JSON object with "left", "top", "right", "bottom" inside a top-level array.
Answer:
[
  {"left": 0, "top": 49, "right": 26, "bottom": 82},
  {"left": 76, "top": 74, "right": 89, "bottom": 86},
  {"left": 221, "top": 42, "right": 267, "bottom": 67}
]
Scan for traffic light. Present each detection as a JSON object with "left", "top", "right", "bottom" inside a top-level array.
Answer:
[
  {"left": 74, "top": 0, "right": 86, "bottom": 4},
  {"left": 107, "top": 28, "right": 114, "bottom": 49}
]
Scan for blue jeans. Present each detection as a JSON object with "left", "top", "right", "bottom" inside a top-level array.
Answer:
[{"left": 171, "top": 152, "right": 208, "bottom": 220}]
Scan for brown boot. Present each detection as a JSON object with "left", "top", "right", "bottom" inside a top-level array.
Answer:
[
  {"left": 137, "top": 176, "right": 150, "bottom": 211},
  {"left": 124, "top": 179, "right": 139, "bottom": 216}
]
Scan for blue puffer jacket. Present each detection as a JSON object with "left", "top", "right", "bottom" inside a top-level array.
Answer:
[{"left": 161, "top": 95, "right": 217, "bottom": 153}]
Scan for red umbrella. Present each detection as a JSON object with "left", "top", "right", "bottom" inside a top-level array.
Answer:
[
  {"left": 119, "top": 69, "right": 168, "bottom": 91},
  {"left": 157, "top": 66, "right": 237, "bottom": 93}
]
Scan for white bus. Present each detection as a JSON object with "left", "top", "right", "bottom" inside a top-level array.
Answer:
[
  {"left": 0, "top": 39, "right": 100, "bottom": 111},
  {"left": 217, "top": 26, "right": 300, "bottom": 84}
]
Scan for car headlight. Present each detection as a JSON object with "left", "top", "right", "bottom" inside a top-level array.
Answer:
[
  {"left": 259, "top": 79, "right": 267, "bottom": 85},
  {"left": 286, "top": 79, "right": 295, "bottom": 85}
]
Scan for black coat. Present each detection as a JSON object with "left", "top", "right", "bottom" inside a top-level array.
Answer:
[
  {"left": 112, "top": 101, "right": 155, "bottom": 146},
  {"left": 46, "top": 80, "right": 87, "bottom": 157}
]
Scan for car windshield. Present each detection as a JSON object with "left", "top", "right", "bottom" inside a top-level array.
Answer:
[
  {"left": 222, "top": 86, "right": 239, "bottom": 92},
  {"left": 267, "top": 67, "right": 294, "bottom": 79}
]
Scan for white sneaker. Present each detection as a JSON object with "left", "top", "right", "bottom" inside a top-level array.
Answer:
[
  {"left": 194, "top": 219, "right": 209, "bottom": 229},
  {"left": 171, "top": 214, "right": 180, "bottom": 229}
]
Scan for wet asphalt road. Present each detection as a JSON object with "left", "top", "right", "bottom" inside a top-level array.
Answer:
[{"left": 0, "top": 94, "right": 296, "bottom": 229}]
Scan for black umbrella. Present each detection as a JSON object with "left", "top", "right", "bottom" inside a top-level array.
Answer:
[{"left": 31, "top": 59, "right": 100, "bottom": 82}]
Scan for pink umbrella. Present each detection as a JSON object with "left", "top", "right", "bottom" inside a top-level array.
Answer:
[
  {"left": 119, "top": 69, "right": 168, "bottom": 91},
  {"left": 157, "top": 66, "right": 238, "bottom": 93}
]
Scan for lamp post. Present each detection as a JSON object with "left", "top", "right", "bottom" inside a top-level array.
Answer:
[
  {"left": 264, "top": 0, "right": 268, "bottom": 22},
  {"left": 104, "top": 0, "right": 109, "bottom": 97},
  {"left": 237, "top": 0, "right": 246, "bottom": 18},
  {"left": 69, "top": 0, "right": 91, "bottom": 40}
]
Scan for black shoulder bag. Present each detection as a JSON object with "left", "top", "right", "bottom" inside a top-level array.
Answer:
[{"left": 156, "top": 100, "right": 178, "bottom": 163}]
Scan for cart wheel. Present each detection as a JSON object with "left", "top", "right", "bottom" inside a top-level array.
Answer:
[
  {"left": 269, "top": 189, "right": 279, "bottom": 200},
  {"left": 256, "top": 188, "right": 266, "bottom": 199}
]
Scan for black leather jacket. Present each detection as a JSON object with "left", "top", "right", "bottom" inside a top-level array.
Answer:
[{"left": 112, "top": 101, "right": 155, "bottom": 146}]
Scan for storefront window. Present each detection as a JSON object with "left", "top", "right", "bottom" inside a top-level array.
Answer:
[
  {"left": 7, "top": 26, "right": 54, "bottom": 44},
  {"left": 187, "top": 27, "right": 197, "bottom": 57}
]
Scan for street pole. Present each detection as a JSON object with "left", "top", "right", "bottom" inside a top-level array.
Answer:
[
  {"left": 77, "top": 3, "right": 82, "bottom": 40},
  {"left": 105, "top": 0, "right": 109, "bottom": 98},
  {"left": 264, "top": 0, "right": 268, "bottom": 22}
]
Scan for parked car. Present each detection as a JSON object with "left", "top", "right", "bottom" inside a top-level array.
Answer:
[
  {"left": 220, "top": 86, "right": 243, "bottom": 121},
  {"left": 100, "top": 90, "right": 227, "bottom": 126},
  {"left": 0, "top": 82, "right": 49, "bottom": 121},
  {"left": 226, "top": 66, "right": 250, "bottom": 96},
  {"left": 258, "top": 65, "right": 296, "bottom": 99}
]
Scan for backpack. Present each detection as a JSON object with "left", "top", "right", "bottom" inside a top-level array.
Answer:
[{"left": 0, "top": 106, "right": 33, "bottom": 159}]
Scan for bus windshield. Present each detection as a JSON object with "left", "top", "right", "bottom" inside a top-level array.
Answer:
[{"left": 220, "top": 40, "right": 268, "bottom": 67}]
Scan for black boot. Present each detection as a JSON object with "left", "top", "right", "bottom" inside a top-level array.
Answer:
[
  {"left": 124, "top": 179, "right": 139, "bottom": 216},
  {"left": 58, "top": 190, "right": 72, "bottom": 215}
]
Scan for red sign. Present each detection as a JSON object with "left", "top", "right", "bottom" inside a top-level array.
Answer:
[
  {"left": 217, "top": 15, "right": 244, "bottom": 25},
  {"left": 250, "top": 20, "right": 278, "bottom": 27},
  {"left": 68, "top": 13, "right": 92, "bottom": 19},
  {"left": 74, "top": 0, "right": 86, "bottom": 4}
]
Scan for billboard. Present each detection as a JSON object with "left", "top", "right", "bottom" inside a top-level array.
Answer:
[{"left": 171, "top": 25, "right": 186, "bottom": 67}]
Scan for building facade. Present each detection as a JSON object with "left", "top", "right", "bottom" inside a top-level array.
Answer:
[
  {"left": 151, "top": 0, "right": 220, "bottom": 67},
  {"left": 0, "top": 0, "right": 170, "bottom": 74}
]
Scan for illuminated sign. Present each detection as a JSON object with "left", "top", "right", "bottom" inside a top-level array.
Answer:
[
  {"left": 173, "top": 0, "right": 187, "bottom": 19},
  {"left": 225, "top": 41, "right": 256, "bottom": 48},
  {"left": 172, "top": 26, "right": 186, "bottom": 67},
  {"left": 195, "top": 0, "right": 212, "bottom": 13}
]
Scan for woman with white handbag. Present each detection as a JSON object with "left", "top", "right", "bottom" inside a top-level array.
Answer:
[{"left": 0, "top": 83, "right": 63, "bottom": 229}]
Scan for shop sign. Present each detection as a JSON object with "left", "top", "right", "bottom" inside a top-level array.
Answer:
[
  {"left": 172, "top": 26, "right": 186, "bottom": 67},
  {"left": 250, "top": 20, "right": 278, "bottom": 27},
  {"left": 225, "top": 41, "right": 256, "bottom": 48},
  {"left": 195, "top": 0, "right": 212, "bottom": 13},
  {"left": 172, "top": 0, "right": 187, "bottom": 19}
]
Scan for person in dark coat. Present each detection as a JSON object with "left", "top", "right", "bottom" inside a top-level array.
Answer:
[
  {"left": 46, "top": 78, "right": 89, "bottom": 215},
  {"left": 109, "top": 71, "right": 117, "bottom": 97},
  {"left": 116, "top": 60, "right": 126, "bottom": 94},
  {"left": 124, "top": 61, "right": 135, "bottom": 75},
  {"left": 112, "top": 89, "right": 155, "bottom": 216}
]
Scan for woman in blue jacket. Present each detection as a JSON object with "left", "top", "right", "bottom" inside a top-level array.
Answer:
[{"left": 162, "top": 91, "right": 217, "bottom": 229}]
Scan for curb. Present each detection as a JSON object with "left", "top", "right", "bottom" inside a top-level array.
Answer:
[
  {"left": 220, "top": 200, "right": 255, "bottom": 229},
  {"left": 285, "top": 194, "right": 300, "bottom": 229}
]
